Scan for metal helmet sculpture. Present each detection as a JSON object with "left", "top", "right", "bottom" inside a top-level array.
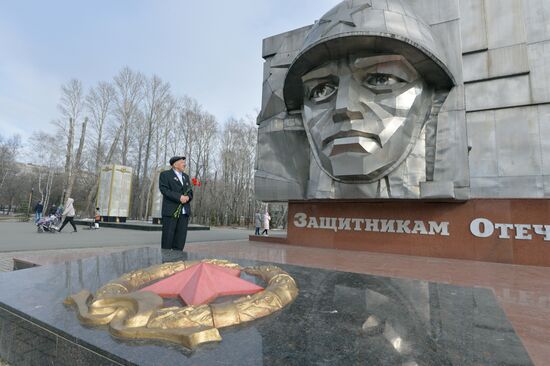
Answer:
[{"left": 283, "top": 0, "right": 455, "bottom": 183}]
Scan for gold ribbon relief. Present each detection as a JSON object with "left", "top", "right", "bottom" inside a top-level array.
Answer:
[{"left": 64, "top": 259, "right": 299, "bottom": 349}]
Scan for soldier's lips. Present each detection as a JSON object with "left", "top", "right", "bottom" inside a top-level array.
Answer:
[{"left": 323, "top": 131, "right": 381, "bottom": 147}]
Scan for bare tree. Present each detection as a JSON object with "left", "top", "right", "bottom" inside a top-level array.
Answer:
[
  {"left": 55, "top": 79, "right": 84, "bottom": 204},
  {"left": 177, "top": 96, "right": 202, "bottom": 177},
  {"left": 65, "top": 116, "right": 88, "bottom": 201},
  {"left": 138, "top": 75, "right": 173, "bottom": 218},
  {"left": 191, "top": 111, "right": 218, "bottom": 221},
  {"left": 27, "top": 132, "right": 63, "bottom": 212},
  {"left": 5, "top": 68, "right": 263, "bottom": 226},
  {"left": 113, "top": 67, "right": 144, "bottom": 166},
  {"left": 0, "top": 134, "right": 21, "bottom": 193},
  {"left": 86, "top": 81, "right": 115, "bottom": 173},
  {"left": 217, "top": 116, "right": 257, "bottom": 225}
]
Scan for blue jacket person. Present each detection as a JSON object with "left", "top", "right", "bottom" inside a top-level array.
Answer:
[{"left": 159, "top": 156, "right": 193, "bottom": 250}]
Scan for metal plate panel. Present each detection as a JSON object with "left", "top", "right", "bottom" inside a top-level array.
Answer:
[
  {"left": 353, "top": 8, "right": 387, "bottom": 33},
  {"left": 262, "top": 58, "right": 272, "bottom": 83},
  {"left": 495, "top": 176, "right": 544, "bottom": 198},
  {"left": 495, "top": 106, "right": 542, "bottom": 177},
  {"left": 544, "top": 176, "right": 550, "bottom": 197},
  {"left": 527, "top": 41, "right": 550, "bottom": 104},
  {"left": 262, "top": 35, "right": 285, "bottom": 58},
  {"left": 469, "top": 177, "right": 497, "bottom": 198},
  {"left": 441, "top": 85, "right": 465, "bottom": 113},
  {"left": 433, "top": 110, "right": 470, "bottom": 187},
  {"left": 411, "top": 0, "right": 459, "bottom": 25},
  {"left": 419, "top": 181, "right": 455, "bottom": 199},
  {"left": 458, "top": 0, "right": 488, "bottom": 53},
  {"left": 277, "top": 26, "right": 313, "bottom": 53},
  {"left": 462, "top": 52, "right": 489, "bottom": 82},
  {"left": 466, "top": 111, "right": 498, "bottom": 177},
  {"left": 522, "top": 0, "right": 550, "bottom": 44},
  {"left": 537, "top": 105, "right": 550, "bottom": 175},
  {"left": 465, "top": 75, "right": 531, "bottom": 111},
  {"left": 484, "top": 0, "right": 526, "bottom": 49},
  {"left": 431, "top": 20, "right": 463, "bottom": 83},
  {"left": 453, "top": 109, "right": 471, "bottom": 187},
  {"left": 487, "top": 44, "right": 529, "bottom": 78},
  {"left": 384, "top": 10, "right": 409, "bottom": 39},
  {"left": 262, "top": 25, "right": 312, "bottom": 58},
  {"left": 470, "top": 176, "right": 544, "bottom": 198}
]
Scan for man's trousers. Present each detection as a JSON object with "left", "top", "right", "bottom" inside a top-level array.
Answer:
[{"left": 161, "top": 214, "right": 189, "bottom": 250}]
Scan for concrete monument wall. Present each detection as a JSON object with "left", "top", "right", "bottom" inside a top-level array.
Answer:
[
  {"left": 459, "top": 0, "right": 550, "bottom": 197},
  {"left": 96, "top": 164, "right": 133, "bottom": 222},
  {"left": 253, "top": 0, "right": 550, "bottom": 265}
]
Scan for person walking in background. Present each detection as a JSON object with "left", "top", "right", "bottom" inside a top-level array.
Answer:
[
  {"left": 58, "top": 198, "right": 77, "bottom": 233},
  {"left": 34, "top": 201, "right": 43, "bottom": 223},
  {"left": 254, "top": 211, "right": 262, "bottom": 235},
  {"left": 94, "top": 207, "right": 101, "bottom": 229},
  {"left": 261, "top": 211, "right": 271, "bottom": 236}
]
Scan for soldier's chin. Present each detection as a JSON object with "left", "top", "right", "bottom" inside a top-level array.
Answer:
[{"left": 326, "top": 151, "right": 395, "bottom": 182}]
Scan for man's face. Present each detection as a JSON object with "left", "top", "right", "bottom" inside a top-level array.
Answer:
[
  {"left": 173, "top": 159, "right": 186, "bottom": 172},
  {"left": 301, "top": 54, "right": 433, "bottom": 181}
]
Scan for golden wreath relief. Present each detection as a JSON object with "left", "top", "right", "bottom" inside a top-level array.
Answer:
[{"left": 64, "top": 259, "right": 299, "bottom": 349}]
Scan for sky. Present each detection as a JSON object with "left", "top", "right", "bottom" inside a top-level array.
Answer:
[{"left": 0, "top": 0, "right": 339, "bottom": 141}]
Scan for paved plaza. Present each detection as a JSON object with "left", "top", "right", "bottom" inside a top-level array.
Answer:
[
  {"left": 0, "top": 222, "right": 549, "bottom": 364},
  {"left": 0, "top": 221, "right": 261, "bottom": 272},
  {"left": 0, "top": 221, "right": 253, "bottom": 252}
]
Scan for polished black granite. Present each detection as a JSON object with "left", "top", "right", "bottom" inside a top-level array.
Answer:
[
  {"left": 0, "top": 247, "right": 533, "bottom": 366},
  {"left": 73, "top": 220, "right": 210, "bottom": 231}
]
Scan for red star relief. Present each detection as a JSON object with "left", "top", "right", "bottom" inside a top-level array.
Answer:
[{"left": 139, "top": 263, "right": 264, "bottom": 306}]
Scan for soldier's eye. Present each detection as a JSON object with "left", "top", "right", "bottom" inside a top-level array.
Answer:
[
  {"left": 309, "top": 83, "right": 338, "bottom": 103},
  {"left": 364, "top": 73, "right": 405, "bottom": 90}
]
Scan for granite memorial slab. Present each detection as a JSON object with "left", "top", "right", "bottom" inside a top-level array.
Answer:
[
  {"left": 72, "top": 220, "right": 210, "bottom": 232},
  {"left": 0, "top": 248, "right": 533, "bottom": 365}
]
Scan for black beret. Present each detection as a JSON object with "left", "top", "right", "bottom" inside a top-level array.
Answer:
[{"left": 169, "top": 156, "right": 186, "bottom": 165}]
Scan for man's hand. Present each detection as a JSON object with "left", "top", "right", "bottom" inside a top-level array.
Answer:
[{"left": 180, "top": 195, "right": 190, "bottom": 204}]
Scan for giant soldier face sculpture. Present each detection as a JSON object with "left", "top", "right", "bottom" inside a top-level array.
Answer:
[
  {"left": 256, "top": 0, "right": 464, "bottom": 200},
  {"left": 301, "top": 54, "right": 430, "bottom": 181},
  {"left": 283, "top": 0, "right": 455, "bottom": 182}
]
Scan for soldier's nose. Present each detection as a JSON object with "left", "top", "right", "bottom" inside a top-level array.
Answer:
[
  {"left": 332, "top": 108, "right": 364, "bottom": 123},
  {"left": 333, "top": 75, "right": 363, "bottom": 123}
]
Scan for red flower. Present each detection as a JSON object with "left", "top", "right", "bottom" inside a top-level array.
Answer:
[
  {"left": 173, "top": 177, "right": 201, "bottom": 219},
  {"left": 191, "top": 177, "right": 201, "bottom": 187}
]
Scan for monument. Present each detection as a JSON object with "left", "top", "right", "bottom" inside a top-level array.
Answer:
[
  {"left": 255, "top": 0, "right": 550, "bottom": 266},
  {"left": 0, "top": 2, "right": 541, "bottom": 364},
  {"left": 96, "top": 164, "right": 133, "bottom": 223}
]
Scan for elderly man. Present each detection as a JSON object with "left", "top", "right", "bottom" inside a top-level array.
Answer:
[{"left": 159, "top": 156, "right": 193, "bottom": 250}]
